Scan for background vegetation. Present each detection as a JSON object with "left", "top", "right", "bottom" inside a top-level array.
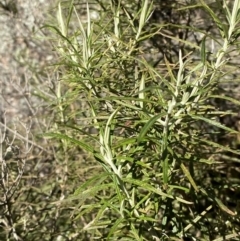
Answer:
[{"left": 1, "top": 0, "right": 240, "bottom": 240}]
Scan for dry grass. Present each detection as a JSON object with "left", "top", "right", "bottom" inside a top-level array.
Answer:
[{"left": 1, "top": 0, "right": 240, "bottom": 240}]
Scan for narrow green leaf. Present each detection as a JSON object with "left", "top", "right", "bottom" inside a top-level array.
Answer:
[
  {"left": 200, "top": 188, "right": 236, "bottom": 216},
  {"left": 41, "top": 24, "right": 78, "bottom": 54},
  {"left": 66, "top": 0, "right": 74, "bottom": 32},
  {"left": 168, "top": 185, "right": 190, "bottom": 193},
  {"left": 138, "top": 74, "right": 145, "bottom": 109},
  {"left": 210, "top": 94, "right": 240, "bottom": 106},
  {"left": 57, "top": 2, "right": 66, "bottom": 36},
  {"left": 113, "top": 137, "right": 137, "bottom": 148},
  {"left": 214, "top": 197, "right": 236, "bottom": 216},
  {"left": 162, "top": 152, "right": 169, "bottom": 185},
  {"left": 190, "top": 114, "right": 239, "bottom": 134},
  {"left": 107, "top": 218, "right": 125, "bottom": 238},
  {"left": 74, "top": 172, "right": 110, "bottom": 195},
  {"left": 197, "top": 137, "right": 240, "bottom": 156},
  {"left": 164, "top": 55, "right": 176, "bottom": 84},
  {"left": 137, "top": 113, "right": 164, "bottom": 143},
  {"left": 86, "top": 2, "right": 91, "bottom": 38},
  {"left": 104, "top": 108, "right": 120, "bottom": 146},
  {"left": 123, "top": 177, "right": 173, "bottom": 199},
  {"left": 43, "top": 132, "right": 95, "bottom": 153},
  {"left": 200, "top": 0, "right": 228, "bottom": 38},
  {"left": 138, "top": 0, "right": 148, "bottom": 31},
  {"left": 180, "top": 163, "right": 199, "bottom": 192},
  {"left": 123, "top": 178, "right": 193, "bottom": 205},
  {"left": 73, "top": 203, "right": 101, "bottom": 221}
]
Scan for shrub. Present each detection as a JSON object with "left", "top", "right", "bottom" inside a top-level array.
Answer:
[{"left": 2, "top": 0, "right": 240, "bottom": 240}]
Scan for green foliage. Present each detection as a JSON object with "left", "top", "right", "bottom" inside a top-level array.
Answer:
[
  {"left": 2, "top": 0, "right": 240, "bottom": 240},
  {"left": 42, "top": 0, "right": 240, "bottom": 240}
]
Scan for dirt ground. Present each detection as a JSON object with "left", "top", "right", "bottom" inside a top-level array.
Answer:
[{"left": 0, "top": 0, "right": 55, "bottom": 129}]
